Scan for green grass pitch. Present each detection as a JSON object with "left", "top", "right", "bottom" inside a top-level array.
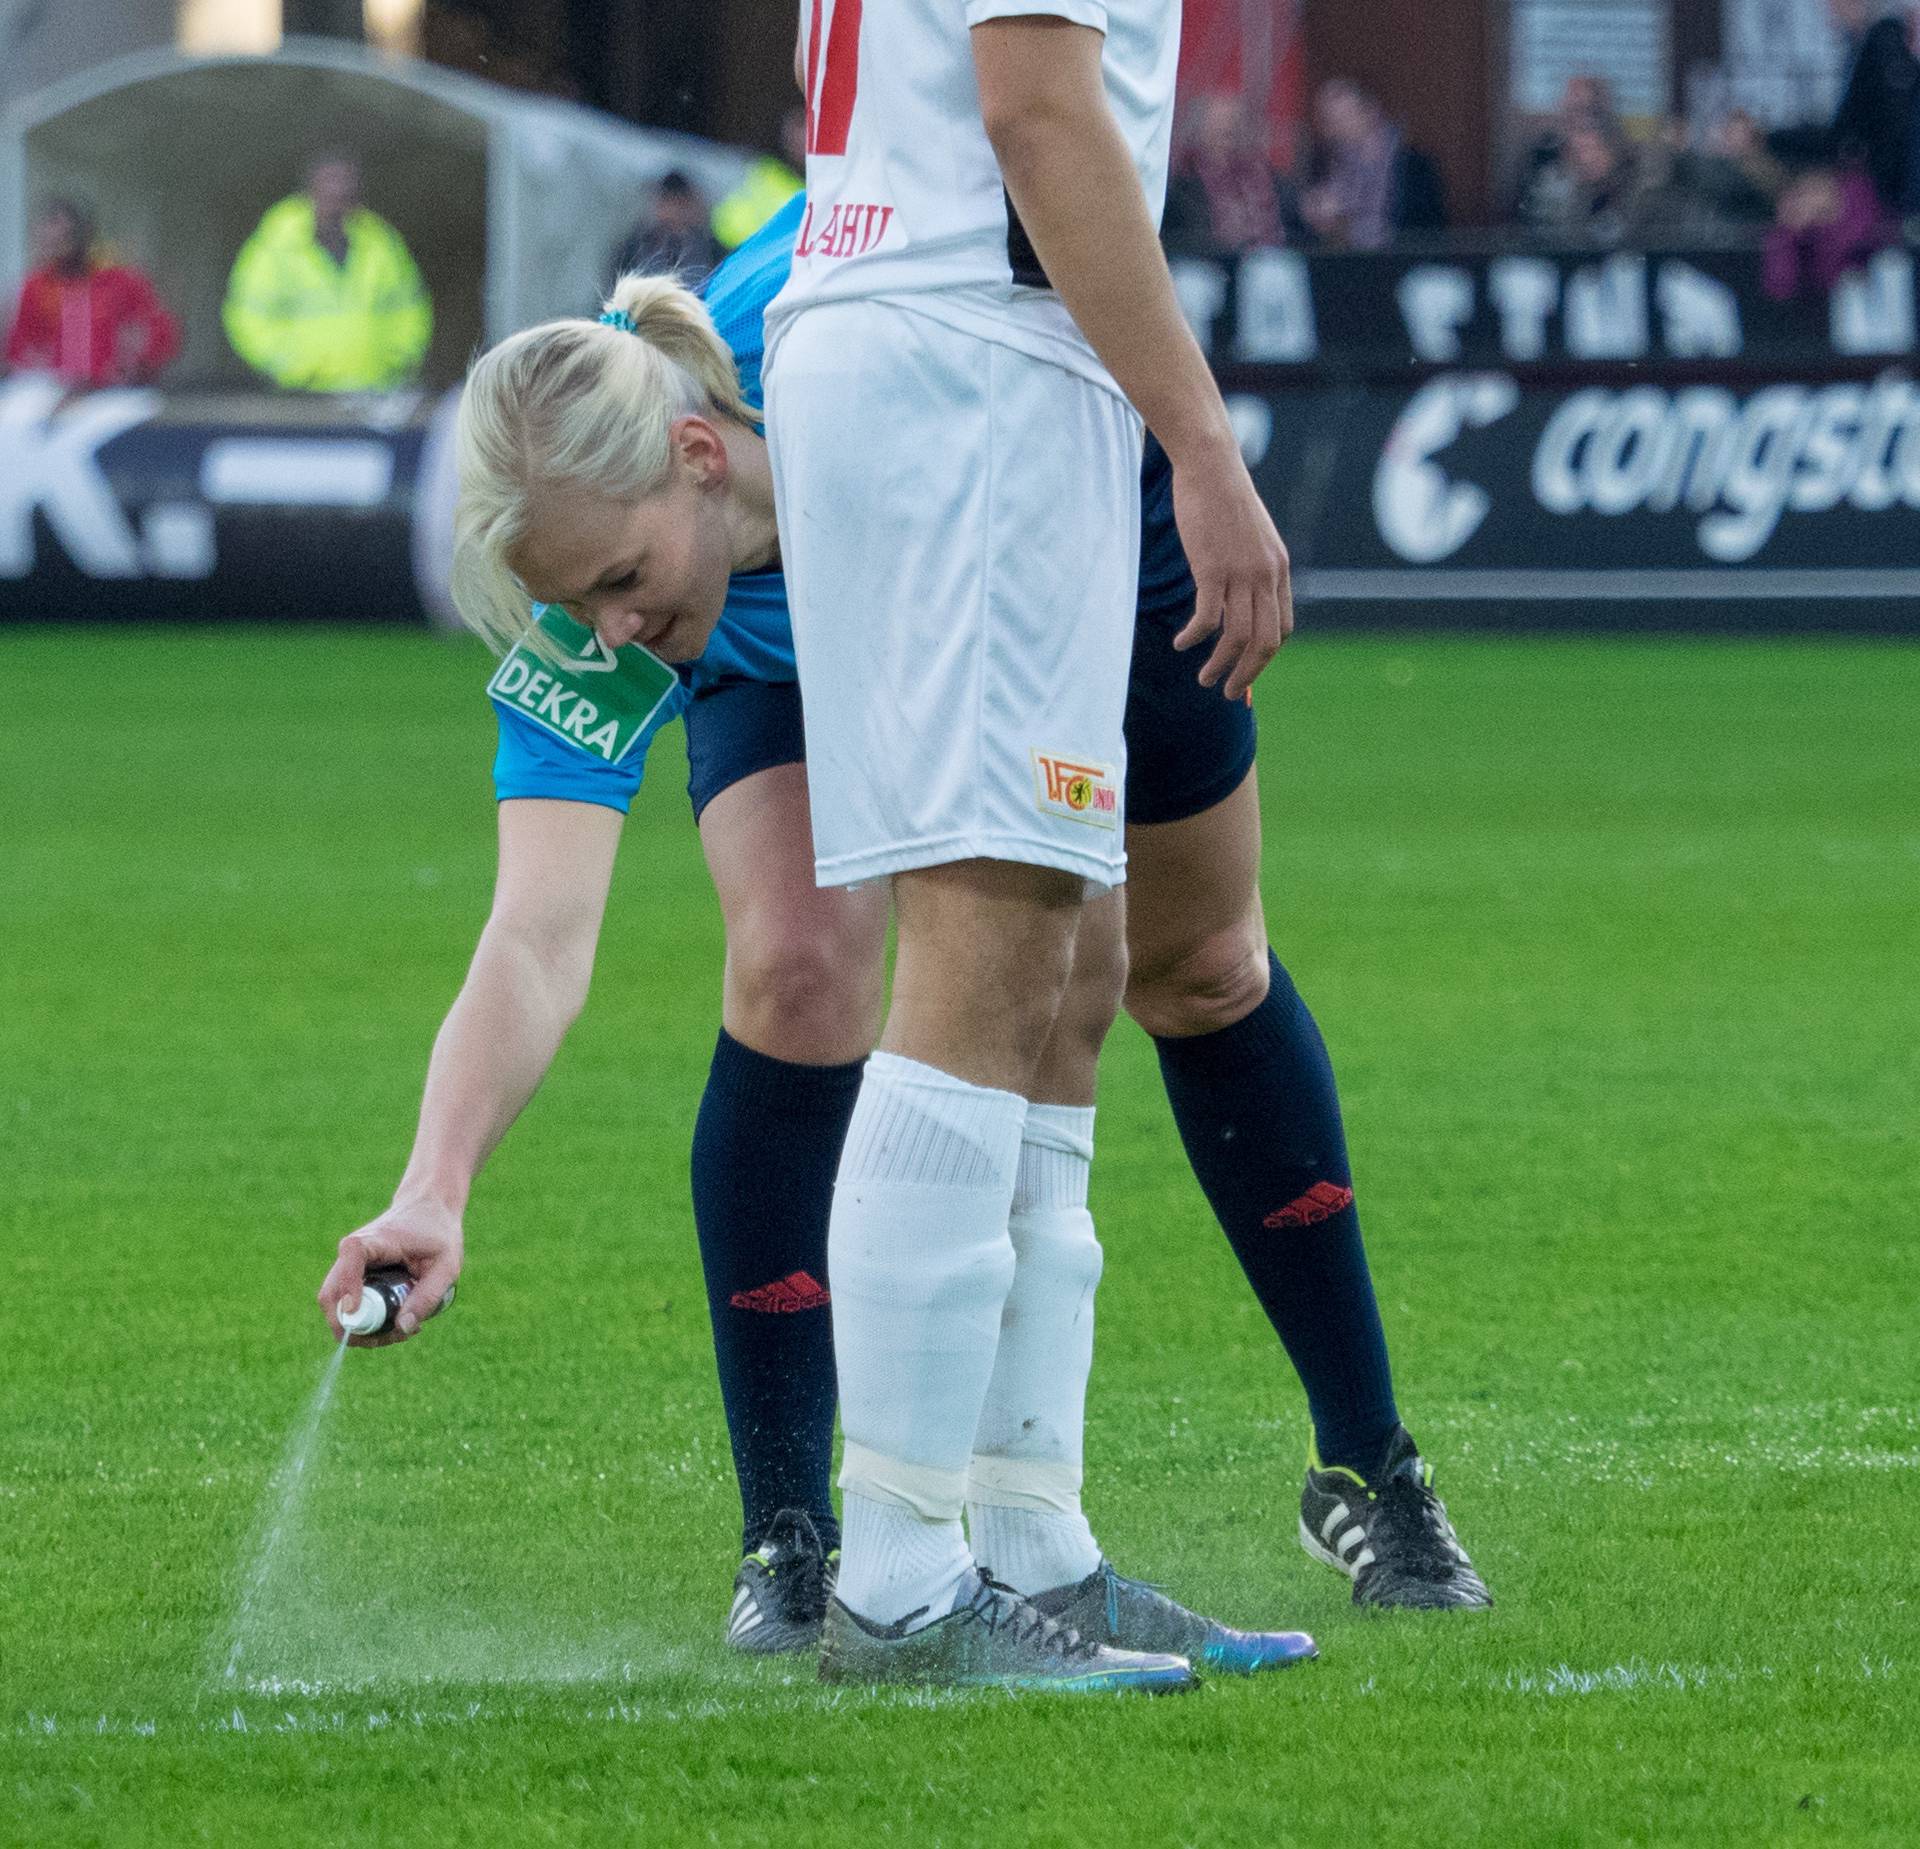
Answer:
[{"left": 2, "top": 627, "right": 1916, "bottom": 1846}]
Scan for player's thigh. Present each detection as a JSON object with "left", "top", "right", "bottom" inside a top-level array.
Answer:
[
  {"left": 693, "top": 704, "right": 888, "bottom": 1065},
  {"left": 884, "top": 858, "right": 1091, "bottom": 1091},
  {"left": 1124, "top": 766, "right": 1271, "bottom": 1039},
  {"left": 767, "top": 303, "right": 1136, "bottom": 893}
]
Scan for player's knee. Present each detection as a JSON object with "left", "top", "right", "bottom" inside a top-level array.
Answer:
[
  {"left": 1125, "top": 920, "right": 1270, "bottom": 1040},
  {"left": 1059, "top": 917, "right": 1128, "bottom": 1058},
  {"left": 727, "top": 913, "right": 880, "bottom": 1060}
]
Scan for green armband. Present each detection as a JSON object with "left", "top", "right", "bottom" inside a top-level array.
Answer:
[{"left": 488, "top": 609, "right": 680, "bottom": 764}]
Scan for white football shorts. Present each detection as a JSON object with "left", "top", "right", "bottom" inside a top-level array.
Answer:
[{"left": 765, "top": 297, "right": 1142, "bottom": 890}]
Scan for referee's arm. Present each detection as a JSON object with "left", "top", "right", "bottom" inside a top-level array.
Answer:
[{"left": 971, "top": 13, "right": 1290, "bottom": 698}]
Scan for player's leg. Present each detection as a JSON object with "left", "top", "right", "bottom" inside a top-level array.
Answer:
[
  {"left": 1126, "top": 766, "right": 1399, "bottom": 1474},
  {"left": 961, "top": 892, "right": 1317, "bottom": 1672},
  {"left": 963, "top": 887, "right": 1121, "bottom": 1599},
  {"left": 1126, "top": 765, "right": 1489, "bottom": 1609},
  {"left": 770, "top": 302, "right": 1190, "bottom": 1690},
  {"left": 686, "top": 683, "right": 888, "bottom": 1649},
  {"left": 826, "top": 854, "right": 1086, "bottom": 1632}
]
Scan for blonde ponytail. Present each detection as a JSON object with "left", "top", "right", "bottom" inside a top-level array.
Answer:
[
  {"left": 602, "top": 274, "right": 759, "bottom": 429},
  {"left": 451, "top": 272, "right": 757, "bottom": 656}
]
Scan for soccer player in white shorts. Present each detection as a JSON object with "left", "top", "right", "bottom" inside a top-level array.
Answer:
[{"left": 764, "top": 0, "right": 1291, "bottom": 1690}]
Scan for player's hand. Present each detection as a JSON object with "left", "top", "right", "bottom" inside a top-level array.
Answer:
[
  {"left": 317, "top": 1198, "right": 464, "bottom": 1348},
  {"left": 1170, "top": 436, "right": 1293, "bottom": 703}
]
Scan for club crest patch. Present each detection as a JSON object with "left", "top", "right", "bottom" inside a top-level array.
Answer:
[
  {"left": 1033, "top": 751, "right": 1120, "bottom": 830},
  {"left": 487, "top": 608, "right": 680, "bottom": 764}
]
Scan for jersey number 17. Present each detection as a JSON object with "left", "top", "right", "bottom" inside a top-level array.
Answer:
[{"left": 805, "top": 0, "right": 862, "bottom": 156}]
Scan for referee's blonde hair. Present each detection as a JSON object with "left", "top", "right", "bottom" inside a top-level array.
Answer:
[{"left": 451, "top": 273, "right": 758, "bottom": 656}]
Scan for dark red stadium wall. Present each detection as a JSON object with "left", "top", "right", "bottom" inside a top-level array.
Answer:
[
  {"left": 1304, "top": 0, "right": 1503, "bottom": 226},
  {"left": 699, "top": 1, "right": 808, "bottom": 151}
]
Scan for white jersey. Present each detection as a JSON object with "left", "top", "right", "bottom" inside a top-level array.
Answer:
[{"left": 767, "top": 0, "right": 1181, "bottom": 386}]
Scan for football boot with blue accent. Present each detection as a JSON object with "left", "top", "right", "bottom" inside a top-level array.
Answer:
[
  {"left": 1030, "top": 1558, "right": 1318, "bottom": 1674},
  {"left": 818, "top": 1569, "right": 1198, "bottom": 1693}
]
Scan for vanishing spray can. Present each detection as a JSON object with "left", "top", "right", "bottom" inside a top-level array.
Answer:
[{"left": 337, "top": 1265, "right": 453, "bottom": 1338}]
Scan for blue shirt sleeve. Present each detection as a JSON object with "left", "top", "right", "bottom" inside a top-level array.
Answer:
[
  {"left": 490, "top": 694, "right": 678, "bottom": 814},
  {"left": 702, "top": 193, "right": 802, "bottom": 418}
]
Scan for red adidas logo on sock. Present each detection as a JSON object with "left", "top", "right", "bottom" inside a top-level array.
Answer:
[
  {"left": 729, "top": 1271, "right": 832, "bottom": 1313},
  {"left": 1263, "top": 1182, "right": 1356, "bottom": 1230}
]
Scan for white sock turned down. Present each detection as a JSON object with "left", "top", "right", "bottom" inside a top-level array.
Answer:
[
  {"left": 966, "top": 1102, "right": 1105, "bottom": 1597},
  {"left": 829, "top": 1050, "right": 1025, "bottom": 1628}
]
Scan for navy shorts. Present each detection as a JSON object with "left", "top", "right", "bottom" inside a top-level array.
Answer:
[
  {"left": 683, "top": 618, "right": 1257, "bottom": 831},
  {"left": 684, "top": 676, "right": 808, "bottom": 822},
  {"left": 1122, "top": 596, "right": 1260, "bottom": 827}
]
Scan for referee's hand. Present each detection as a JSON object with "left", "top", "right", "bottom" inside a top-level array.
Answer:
[
  {"left": 318, "top": 1201, "right": 464, "bottom": 1348},
  {"left": 1170, "top": 437, "right": 1293, "bottom": 702}
]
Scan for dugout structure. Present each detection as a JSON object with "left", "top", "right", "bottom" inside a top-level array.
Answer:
[{"left": 0, "top": 36, "right": 751, "bottom": 388}]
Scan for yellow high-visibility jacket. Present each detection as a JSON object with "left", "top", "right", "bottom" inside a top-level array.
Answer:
[
  {"left": 711, "top": 158, "right": 804, "bottom": 251},
  {"left": 223, "top": 197, "right": 432, "bottom": 392}
]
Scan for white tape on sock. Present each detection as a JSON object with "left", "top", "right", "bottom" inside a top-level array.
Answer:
[{"left": 839, "top": 1442, "right": 971, "bottom": 1523}]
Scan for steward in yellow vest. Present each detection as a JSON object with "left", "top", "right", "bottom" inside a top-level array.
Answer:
[{"left": 224, "top": 156, "right": 432, "bottom": 392}]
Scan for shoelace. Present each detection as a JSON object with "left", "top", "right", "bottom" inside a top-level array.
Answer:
[
  {"left": 1099, "top": 1565, "right": 1183, "bottom": 1638},
  {"left": 970, "top": 1572, "right": 1100, "bottom": 1661},
  {"left": 761, "top": 1513, "right": 831, "bottom": 1621},
  {"left": 1369, "top": 1470, "right": 1464, "bottom": 1580}
]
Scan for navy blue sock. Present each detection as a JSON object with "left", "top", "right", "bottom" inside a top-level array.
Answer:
[
  {"left": 690, "top": 1030, "right": 860, "bottom": 1554},
  {"left": 1153, "top": 953, "right": 1400, "bottom": 1476}
]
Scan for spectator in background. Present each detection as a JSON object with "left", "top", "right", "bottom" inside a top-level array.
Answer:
[
  {"left": 1624, "top": 115, "right": 1782, "bottom": 241},
  {"left": 711, "top": 107, "right": 806, "bottom": 250},
  {"left": 1514, "top": 75, "right": 1621, "bottom": 218},
  {"left": 1164, "top": 92, "right": 1290, "bottom": 254},
  {"left": 1769, "top": 0, "right": 1920, "bottom": 214},
  {"left": 4, "top": 199, "right": 180, "bottom": 388},
  {"left": 1765, "top": 164, "right": 1895, "bottom": 298},
  {"left": 1690, "top": 110, "right": 1789, "bottom": 226},
  {"left": 1520, "top": 112, "right": 1646, "bottom": 243},
  {"left": 224, "top": 153, "right": 432, "bottom": 393},
  {"left": 1299, "top": 79, "right": 1446, "bottom": 250},
  {"left": 611, "top": 172, "right": 723, "bottom": 285}
]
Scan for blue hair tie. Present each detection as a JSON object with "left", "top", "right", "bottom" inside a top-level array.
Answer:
[{"left": 599, "top": 308, "right": 637, "bottom": 334}]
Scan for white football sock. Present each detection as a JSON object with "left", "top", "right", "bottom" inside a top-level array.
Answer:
[
  {"left": 830, "top": 1050, "right": 1025, "bottom": 1627},
  {"left": 838, "top": 1492, "right": 976, "bottom": 1630},
  {"left": 966, "top": 1102, "right": 1105, "bottom": 1597}
]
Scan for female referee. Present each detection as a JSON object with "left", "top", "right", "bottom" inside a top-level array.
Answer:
[{"left": 316, "top": 197, "right": 1488, "bottom": 1661}]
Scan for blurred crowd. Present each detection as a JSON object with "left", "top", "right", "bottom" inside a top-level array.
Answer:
[
  {"left": 1511, "top": 0, "right": 1920, "bottom": 301},
  {"left": 1164, "top": 0, "right": 1920, "bottom": 300},
  {"left": 1163, "top": 80, "right": 1448, "bottom": 256},
  {"left": 9, "top": 0, "right": 1920, "bottom": 395},
  {"left": 1505, "top": 0, "right": 1912, "bottom": 295}
]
